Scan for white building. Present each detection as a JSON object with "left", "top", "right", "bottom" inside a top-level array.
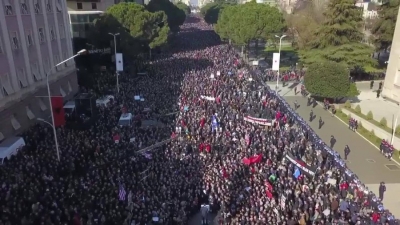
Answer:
[{"left": 0, "top": 0, "right": 78, "bottom": 140}]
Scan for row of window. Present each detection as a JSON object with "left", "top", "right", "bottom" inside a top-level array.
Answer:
[
  {"left": 0, "top": 56, "right": 70, "bottom": 96},
  {"left": 3, "top": 0, "right": 63, "bottom": 16},
  {"left": 4, "top": 83, "right": 73, "bottom": 132},
  {"left": 0, "top": 25, "right": 66, "bottom": 53},
  {"left": 76, "top": 2, "right": 98, "bottom": 10}
]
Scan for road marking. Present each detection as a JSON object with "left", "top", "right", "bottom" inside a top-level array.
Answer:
[
  {"left": 385, "top": 164, "right": 400, "bottom": 171},
  {"left": 366, "top": 159, "right": 376, "bottom": 163},
  {"left": 298, "top": 100, "right": 400, "bottom": 167}
]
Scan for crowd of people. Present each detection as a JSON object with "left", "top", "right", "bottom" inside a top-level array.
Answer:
[{"left": 0, "top": 15, "right": 397, "bottom": 225}]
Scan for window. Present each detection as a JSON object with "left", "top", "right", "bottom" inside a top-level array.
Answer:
[
  {"left": 68, "top": 81, "right": 72, "bottom": 92},
  {"left": 59, "top": 24, "right": 65, "bottom": 39},
  {"left": 38, "top": 98, "right": 47, "bottom": 111},
  {"left": 38, "top": 28, "right": 45, "bottom": 43},
  {"left": 34, "top": 0, "right": 41, "bottom": 14},
  {"left": 91, "top": 3, "right": 97, "bottom": 9},
  {"left": 18, "top": 68, "right": 28, "bottom": 88},
  {"left": 63, "top": 52, "right": 68, "bottom": 67},
  {"left": 26, "top": 106, "right": 35, "bottom": 120},
  {"left": 11, "top": 32, "right": 19, "bottom": 50},
  {"left": 26, "top": 30, "right": 33, "bottom": 46},
  {"left": 20, "top": 0, "right": 28, "bottom": 14},
  {"left": 60, "top": 86, "right": 66, "bottom": 97},
  {"left": 0, "top": 73, "right": 15, "bottom": 95},
  {"left": 4, "top": 0, "right": 13, "bottom": 15},
  {"left": 11, "top": 115, "right": 21, "bottom": 130},
  {"left": 46, "top": 0, "right": 52, "bottom": 13},
  {"left": 77, "top": 3, "right": 82, "bottom": 10},
  {"left": 0, "top": 37, "right": 3, "bottom": 54},
  {"left": 31, "top": 63, "right": 41, "bottom": 81},
  {"left": 56, "top": 0, "right": 62, "bottom": 12},
  {"left": 55, "top": 55, "right": 61, "bottom": 71},
  {"left": 50, "top": 28, "right": 56, "bottom": 41}
]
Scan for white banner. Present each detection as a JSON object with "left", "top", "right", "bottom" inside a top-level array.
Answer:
[
  {"left": 116, "top": 53, "right": 124, "bottom": 71},
  {"left": 272, "top": 53, "right": 280, "bottom": 71},
  {"left": 200, "top": 95, "right": 215, "bottom": 101},
  {"left": 243, "top": 116, "right": 272, "bottom": 126}
]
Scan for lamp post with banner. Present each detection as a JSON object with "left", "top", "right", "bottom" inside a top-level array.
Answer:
[{"left": 273, "top": 35, "right": 287, "bottom": 91}]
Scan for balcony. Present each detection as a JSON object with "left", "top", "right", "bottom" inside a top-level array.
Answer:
[{"left": 67, "top": 0, "right": 101, "bottom": 2}]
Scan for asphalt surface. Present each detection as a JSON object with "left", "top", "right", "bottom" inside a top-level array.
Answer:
[{"left": 283, "top": 95, "right": 400, "bottom": 184}]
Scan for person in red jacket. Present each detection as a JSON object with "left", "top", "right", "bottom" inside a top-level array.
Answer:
[
  {"left": 199, "top": 143, "right": 205, "bottom": 152},
  {"left": 200, "top": 117, "right": 205, "bottom": 128},
  {"left": 205, "top": 144, "right": 211, "bottom": 153},
  {"left": 372, "top": 211, "right": 380, "bottom": 223}
]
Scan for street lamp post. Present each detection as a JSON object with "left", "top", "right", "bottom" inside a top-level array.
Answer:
[
  {"left": 109, "top": 33, "right": 120, "bottom": 93},
  {"left": 275, "top": 35, "right": 287, "bottom": 91},
  {"left": 43, "top": 49, "right": 87, "bottom": 161}
]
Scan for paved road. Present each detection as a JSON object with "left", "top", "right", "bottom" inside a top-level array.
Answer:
[
  {"left": 283, "top": 95, "right": 400, "bottom": 184},
  {"left": 188, "top": 211, "right": 219, "bottom": 225}
]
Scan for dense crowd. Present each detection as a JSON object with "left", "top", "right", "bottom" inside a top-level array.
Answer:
[{"left": 0, "top": 15, "right": 397, "bottom": 225}]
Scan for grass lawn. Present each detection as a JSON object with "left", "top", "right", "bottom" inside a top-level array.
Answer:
[{"left": 336, "top": 109, "right": 400, "bottom": 163}]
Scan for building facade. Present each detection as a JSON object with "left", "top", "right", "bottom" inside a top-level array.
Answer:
[
  {"left": 382, "top": 6, "right": 400, "bottom": 102},
  {"left": 0, "top": 0, "right": 78, "bottom": 141},
  {"left": 66, "top": 0, "right": 122, "bottom": 11}
]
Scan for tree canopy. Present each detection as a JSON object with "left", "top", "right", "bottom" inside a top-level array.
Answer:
[
  {"left": 176, "top": 2, "right": 191, "bottom": 15},
  {"left": 215, "top": 2, "right": 285, "bottom": 46},
  {"left": 285, "top": 1, "right": 325, "bottom": 49},
  {"left": 201, "top": 2, "right": 229, "bottom": 25},
  {"left": 89, "top": 2, "right": 170, "bottom": 57},
  {"left": 371, "top": 0, "right": 400, "bottom": 50},
  {"left": 304, "top": 61, "right": 351, "bottom": 98},
  {"left": 299, "top": 0, "right": 376, "bottom": 70},
  {"left": 147, "top": 0, "right": 186, "bottom": 32}
]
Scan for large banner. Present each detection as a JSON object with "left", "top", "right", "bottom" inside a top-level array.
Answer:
[
  {"left": 272, "top": 53, "right": 280, "bottom": 71},
  {"left": 116, "top": 53, "right": 124, "bottom": 72},
  {"left": 285, "top": 153, "right": 317, "bottom": 176},
  {"left": 51, "top": 96, "right": 65, "bottom": 127}
]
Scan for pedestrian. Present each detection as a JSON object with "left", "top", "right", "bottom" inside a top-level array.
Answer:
[
  {"left": 318, "top": 116, "right": 323, "bottom": 129},
  {"left": 379, "top": 182, "right": 386, "bottom": 200},
  {"left": 344, "top": 145, "right": 350, "bottom": 160},
  {"left": 370, "top": 80, "right": 374, "bottom": 89}
]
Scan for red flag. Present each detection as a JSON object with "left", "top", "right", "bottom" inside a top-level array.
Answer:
[
  {"left": 51, "top": 96, "right": 65, "bottom": 127},
  {"left": 266, "top": 190, "right": 273, "bottom": 199},
  {"left": 113, "top": 134, "right": 120, "bottom": 143},
  {"left": 221, "top": 168, "right": 228, "bottom": 178}
]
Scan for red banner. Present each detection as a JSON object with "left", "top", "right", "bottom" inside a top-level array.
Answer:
[{"left": 51, "top": 96, "right": 65, "bottom": 127}]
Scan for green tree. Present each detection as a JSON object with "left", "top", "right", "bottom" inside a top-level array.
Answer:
[
  {"left": 215, "top": 2, "right": 285, "bottom": 53},
  {"left": 176, "top": 2, "right": 191, "bottom": 15},
  {"left": 201, "top": 2, "right": 228, "bottom": 25},
  {"left": 299, "top": 0, "right": 376, "bottom": 70},
  {"left": 371, "top": 0, "right": 400, "bottom": 50},
  {"left": 304, "top": 60, "right": 351, "bottom": 98},
  {"left": 89, "top": 3, "right": 169, "bottom": 57},
  {"left": 147, "top": 0, "right": 186, "bottom": 32}
]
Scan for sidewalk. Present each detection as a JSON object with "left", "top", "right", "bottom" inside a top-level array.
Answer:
[{"left": 341, "top": 108, "right": 400, "bottom": 149}]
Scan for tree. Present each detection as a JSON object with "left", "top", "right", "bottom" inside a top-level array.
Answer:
[
  {"left": 299, "top": 0, "right": 376, "bottom": 70},
  {"left": 304, "top": 61, "right": 351, "bottom": 98},
  {"left": 285, "top": 1, "right": 325, "bottom": 49},
  {"left": 89, "top": 3, "right": 169, "bottom": 57},
  {"left": 371, "top": 0, "right": 400, "bottom": 50},
  {"left": 201, "top": 2, "right": 228, "bottom": 25},
  {"left": 215, "top": 2, "right": 285, "bottom": 53},
  {"left": 147, "top": 0, "right": 186, "bottom": 32},
  {"left": 176, "top": 2, "right": 191, "bottom": 15}
]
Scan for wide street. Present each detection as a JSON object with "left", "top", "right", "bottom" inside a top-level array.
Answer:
[{"left": 267, "top": 83, "right": 400, "bottom": 217}]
